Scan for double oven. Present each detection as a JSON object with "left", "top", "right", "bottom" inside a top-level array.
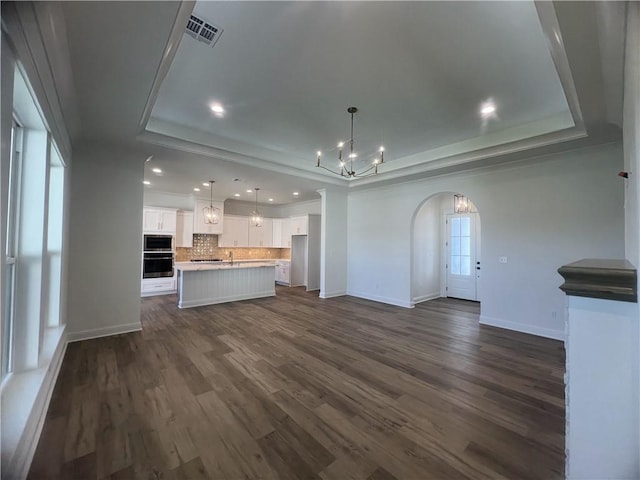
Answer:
[{"left": 142, "top": 234, "right": 174, "bottom": 278}]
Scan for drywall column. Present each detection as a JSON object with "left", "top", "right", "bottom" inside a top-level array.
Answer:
[
  {"left": 559, "top": 259, "right": 639, "bottom": 478},
  {"left": 318, "top": 188, "right": 348, "bottom": 298},
  {"left": 67, "top": 142, "right": 144, "bottom": 340}
]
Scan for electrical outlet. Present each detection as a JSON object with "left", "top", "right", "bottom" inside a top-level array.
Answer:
[{"left": 499, "top": 256, "right": 508, "bottom": 264}]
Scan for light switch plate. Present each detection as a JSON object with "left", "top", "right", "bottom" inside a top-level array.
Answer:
[{"left": 499, "top": 256, "right": 508, "bottom": 264}]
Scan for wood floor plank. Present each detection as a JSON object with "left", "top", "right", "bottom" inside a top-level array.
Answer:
[{"left": 30, "top": 287, "right": 565, "bottom": 479}]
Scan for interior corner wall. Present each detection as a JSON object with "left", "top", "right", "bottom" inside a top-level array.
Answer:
[
  {"left": 347, "top": 142, "right": 625, "bottom": 338},
  {"left": 66, "top": 142, "right": 144, "bottom": 340}
]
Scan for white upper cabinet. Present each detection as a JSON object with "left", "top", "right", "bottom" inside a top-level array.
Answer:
[
  {"left": 280, "top": 218, "right": 291, "bottom": 247},
  {"left": 193, "top": 200, "right": 224, "bottom": 234},
  {"left": 219, "top": 215, "right": 249, "bottom": 247},
  {"left": 272, "top": 218, "right": 291, "bottom": 247},
  {"left": 176, "top": 211, "right": 194, "bottom": 247},
  {"left": 249, "top": 218, "right": 273, "bottom": 247},
  {"left": 143, "top": 207, "right": 177, "bottom": 234},
  {"left": 290, "top": 215, "right": 308, "bottom": 235}
]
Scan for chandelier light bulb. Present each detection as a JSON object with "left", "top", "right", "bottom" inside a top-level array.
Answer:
[
  {"left": 317, "top": 151, "right": 322, "bottom": 157},
  {"left": 338, "top": 142, "right": 344, "bottom": 148},
  {"left": 349, "top": 153, "right": 357, "bottom": 159}
]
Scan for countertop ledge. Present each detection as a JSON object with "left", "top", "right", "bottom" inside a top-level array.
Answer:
[
  {"left": 176, "top": 262, "right": 277, "bottom": 272},
  {"left": 558, "top": 258, "right": 637, "bottom": 303}
]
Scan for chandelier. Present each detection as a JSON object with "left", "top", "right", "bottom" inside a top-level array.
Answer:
[
  {"left": 203, "top": 180, "right": 221, "bottom": 224},
  {"left": 316, "top": 107, "right": 385, "bottom": 178},
  {"left": 250, "top": 188, "right": 263, "bottom": 227}
]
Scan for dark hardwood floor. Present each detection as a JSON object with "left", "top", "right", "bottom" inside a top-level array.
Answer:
[{"left": 29, "top": 286, "right": 565, "bottom": 479}]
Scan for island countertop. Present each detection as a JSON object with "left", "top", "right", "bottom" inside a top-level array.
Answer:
[{"left": 175, "top": 261, "right": 276, "bottom": 272}]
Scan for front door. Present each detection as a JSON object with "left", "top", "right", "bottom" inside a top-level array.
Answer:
[{"left": 446, "top": 213, "right": 479, "bottom": 301}]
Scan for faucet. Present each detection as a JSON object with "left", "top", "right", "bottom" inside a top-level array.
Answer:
[{"left": 228, "top": 251, "right": 233, "bottom": 266}]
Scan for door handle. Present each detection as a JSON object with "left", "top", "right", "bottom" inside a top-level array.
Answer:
[{"left": 476, "top": 267, "right": 480, "bottom": 270}]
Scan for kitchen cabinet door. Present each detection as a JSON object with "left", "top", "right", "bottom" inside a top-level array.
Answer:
[
  {"left": 272, "top": 219, "right": 282, "bottom": 247},
  {"left": 159, "top": 210, "right": 176, "bottom": 233},
  {"left": 248, "top": 218, "right": 273, "bottom": 247},
  {"left": 193, "top": 200, "right": 224, "bottom": 234},
  {"left": 176, "top": 211, "right": 193, "bottom": 247},
  {"left": 290, "top": 215, "right": 308, "bottom": 235},
  {"left": 143, "top": 207, "right": 176, "bottom": 233},
  {"left": 281, "top": 218, "right": 291, "bottom": 247},
  {"left": 219, "top": 216, "right": 249, "bottom": 247}
]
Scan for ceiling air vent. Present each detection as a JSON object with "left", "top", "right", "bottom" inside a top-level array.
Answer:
[{"left": 185, "top": 14, "right": 223, "bottom": 47}]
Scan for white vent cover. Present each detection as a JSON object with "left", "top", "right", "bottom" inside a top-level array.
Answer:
[{"left": 185, "top": 14, "right": 223, "bottom": 47}]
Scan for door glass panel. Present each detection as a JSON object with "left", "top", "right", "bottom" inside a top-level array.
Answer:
[
  {"left": 461, "top": 237, "right": 471, "bottom": 256},
  {"left": 450, "top": 214, "right": 472, "bottom": 277},
  {"left": 460, "top": 217, "right": 470, "bottom": 236}
]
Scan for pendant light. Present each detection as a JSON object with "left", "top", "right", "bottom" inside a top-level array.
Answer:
[
  {"left": 203, "top": 180, "right": 221, "bottom": 224},
  {"left": 250, "top": 188, "right": 263, "bottom": 227},
  {"left": 454, "top": 194, "right": 471, "bottom": 214}
]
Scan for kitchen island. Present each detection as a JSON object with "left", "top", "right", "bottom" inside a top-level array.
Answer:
[{"left": 175, "top": 261, "right": 276, "bottom": 308}]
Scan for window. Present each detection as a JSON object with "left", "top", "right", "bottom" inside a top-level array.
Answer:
[
  {"left": 2, "top": 122, "right": 22, "bottom": 381},
  {"left": 1, "top": 66, "right": 67, "bottom": 380}
]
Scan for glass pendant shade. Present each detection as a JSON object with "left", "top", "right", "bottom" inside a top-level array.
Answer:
[
  {"left": 251, "top": 188, "right": 262, "bottom": 227},
  {"left": 454, "top": 194, "right": 471, "bottom": 214},
  {"left": 204, "top": 180, "right": 221, "bottom": 224}
]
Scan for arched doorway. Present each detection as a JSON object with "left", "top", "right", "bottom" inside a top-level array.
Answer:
[{"left": 411, "top": 192, "right": 481, "bottom": 304}]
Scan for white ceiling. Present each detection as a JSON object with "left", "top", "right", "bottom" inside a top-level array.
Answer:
[{"left": 60, "top": 1, "right": 624, "bottom": 205}]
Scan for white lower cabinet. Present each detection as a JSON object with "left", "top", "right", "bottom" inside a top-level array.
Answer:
[
  {"left": 141, "top": 276, "right": 176, "bottom": 296},
  {"left": 275, "top": 261, "right": 290, "bottom": 285}
]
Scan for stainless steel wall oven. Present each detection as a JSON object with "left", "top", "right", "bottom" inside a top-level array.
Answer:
[{"left": 142, "top": 234, "right": 174, "bottom": 278}]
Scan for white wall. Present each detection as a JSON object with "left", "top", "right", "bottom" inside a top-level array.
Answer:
[
  {"left": 411, "top": 194, "right": 443, "bottom": 303},
  {"left": 67, "top": 142, "right": 144, "bottom": 340},
  {"left": 143, "top": 190, "right": 194, "bottom": 210},
  {"left": 348, "top": 142, "right": 625, "bottom": 338},
  {"left": 623, "top": 1, "right": 640, "bottom": 470},
  {"left": 279, "top": 198, "right": 321, "bottom": 217},
  {"left": 319, "top": 188, "right": 348, "bottom": 298}
]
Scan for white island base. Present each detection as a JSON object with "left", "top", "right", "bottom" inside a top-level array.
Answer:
[{"left": 176, "top": 263, "right": 276, "bottom": 308}]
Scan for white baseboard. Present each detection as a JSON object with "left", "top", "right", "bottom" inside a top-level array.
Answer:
[
  {"left": 319, "top": 290, "right": 347, "bottom": 299},
  {"left": 347, "top": 290, "right": 414, "bottom": 308},
  {"left": 67, "top": 322, "right": 142, "bottom": 343},
  {"left": 412, "top": 292, "right": 441, "bottom": 305},
  {"left": 479, "top": 315, "right": 565, "bottom": 341},
  {"left": 3, "top": 328, "right": 67, "bottom": 479}
]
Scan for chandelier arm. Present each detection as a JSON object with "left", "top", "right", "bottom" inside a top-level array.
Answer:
[
  {"left": 352, "top": 164, "right": 377, "bottom": 177},
  {"left": 317, "top": 164, "right": 348, "bottom": 177}
]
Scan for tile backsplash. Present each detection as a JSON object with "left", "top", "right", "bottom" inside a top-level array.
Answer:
[{"left": 176, "top": 234, "right": 290, "bottom": 262}]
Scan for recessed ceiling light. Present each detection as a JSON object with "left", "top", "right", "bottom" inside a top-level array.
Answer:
[
  {"left": 152, "top": 167, "right": 162, "bottom": 173},
  {"left": 480, "top": 101, "right": 497, "bottom": 118},
  {"left": 293, "top": 192, "right": 299, "bottom": 196},
  {"left": 210, "top": 103, "right": 225, "bottom": 117},
  {"left": 145, "top": 155, "right": 153, "bottom": 163},
  {"left": 194, "top": 188, "right": 200, "bottom": 192},
  {"left": 234, "top": 193, "right": 241, "bottom": 197},
  {"left": 143, "top": 180, "right": 150, "bottom": 185},
  {"left": 268, "top": 198, "right": 274, "bottom": 202},
  {"left": 203, "top": 183, "right": 209, "bottom": 187},
  {"left": 246, "top": 189, "right": 252, "bottom": 193}
]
